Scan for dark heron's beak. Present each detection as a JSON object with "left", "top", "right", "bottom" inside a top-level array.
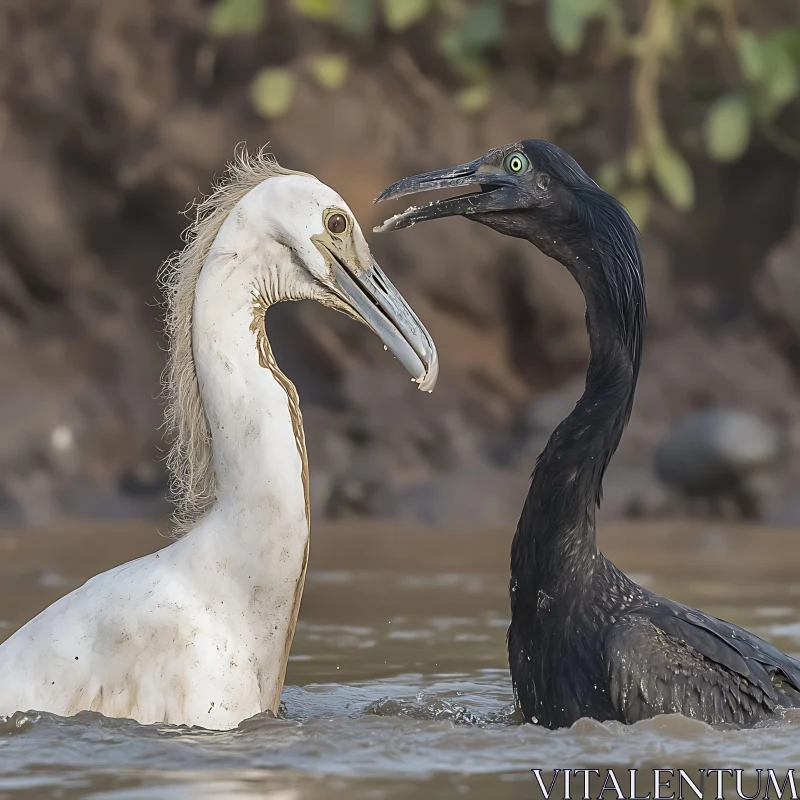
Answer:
[{"left": 373, "top": 156, "right": 522, "bottom": 233}]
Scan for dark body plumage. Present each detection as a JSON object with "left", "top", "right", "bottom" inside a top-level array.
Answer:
[{"left": 377, "top": 139, "right": 800, "bottom": 728}]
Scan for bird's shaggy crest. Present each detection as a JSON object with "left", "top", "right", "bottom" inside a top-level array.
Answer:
[{"left": 158, "top": 146, "right": 304, "bottom": 534}]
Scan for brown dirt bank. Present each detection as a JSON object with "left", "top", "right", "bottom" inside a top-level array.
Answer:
[{"left": 2, "top": 0, "right": 800, "bottom": 528}]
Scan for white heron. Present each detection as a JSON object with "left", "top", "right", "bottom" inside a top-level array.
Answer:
[{"left": 0, "top": 150, "right": 438, "bottom": 729}]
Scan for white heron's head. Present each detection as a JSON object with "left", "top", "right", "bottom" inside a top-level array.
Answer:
[
  {"left": 226, "top": 172, "right": 438, "bottom": 391},
  {"left": 161, "top": 149, "right": 438, "bottom": 533}
]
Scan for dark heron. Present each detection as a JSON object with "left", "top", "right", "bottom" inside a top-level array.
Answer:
[{"left": 375, "top": 140, "right": 800, "bottom": 728}]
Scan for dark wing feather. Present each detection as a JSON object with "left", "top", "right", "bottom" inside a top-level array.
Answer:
[
  {"left": 647, "top": 597, "right": 800, "bottom": 693},
  {"left": 648, "top": 614, "right": 773, "bottom": 692},
  {"left": 605, "top": 615, "right": 782, "bottom": 725}
]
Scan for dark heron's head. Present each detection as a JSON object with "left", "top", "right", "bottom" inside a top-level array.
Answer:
[
  {"left": 376, "top": 139, "right": 628, "bottom": 243},
  {"left": 375, "top": 139, "right": 645, "bottom": 366}
]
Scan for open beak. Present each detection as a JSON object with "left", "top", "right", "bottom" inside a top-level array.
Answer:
[
  {"left": 373, "top": 157, "right": 520, "bottom": 233},
  {"left": 326, "top": 253, "right": 438, "bottom": 392}
]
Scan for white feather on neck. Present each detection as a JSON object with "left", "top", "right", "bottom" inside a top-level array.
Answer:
[
  {"left": 160, "top": 147, "right": 307, "bottom": 535},
  {"left": 183, "top": 205, "right": 315, "bottom": 714}
]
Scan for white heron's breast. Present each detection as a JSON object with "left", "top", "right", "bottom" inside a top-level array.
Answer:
[{"left": 0, "top": 538, "right": 300, "bottom": 729}]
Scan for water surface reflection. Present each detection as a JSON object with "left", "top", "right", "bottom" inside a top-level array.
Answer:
[{"left": 0, "top": 522, "right": 799, "bottom": 798}]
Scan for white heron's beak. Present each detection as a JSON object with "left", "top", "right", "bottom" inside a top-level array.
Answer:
[{"left": 312, "top": 233, "right": 438, "bottom": 392}]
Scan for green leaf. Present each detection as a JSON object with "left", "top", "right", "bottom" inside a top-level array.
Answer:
[
  {"left": 339, "top": 0, "right": 375, "bottom": 36},
  {"left": 437, "top": 2, "right": 500, "bottom": 79},
  {"left": 438, "top": 28, "right": 487, "bottom": 79},
  {"left": 438, "top": 27, "right": 462, "bottom": 61},
  {"left": 291, "top": 0, "right": 336, "bottom": 20},
  {"left": 455, "top": 82, "right": 490, "bottom": 114},
  {"left": 546, "top": 0, "right": 608, "bottom": 55},
  {"left": 763, "top": 42, "right": 799, "bottom": 112},
  {"left": 651, "top": 141, "right": 694, "bottom": 211},
  {"left": 773, "top": 27, "right": 800, "bottom": 63},
  {"left": 382, "top": 0, "right": 431, "bottom": 31},
  {"left": 737, "top": 30, "right": 799, "bottom": 120},
  {"left": 250, "top": 68, "right": 295, "bottom": 119},
  {"left": 595, "top": 160, "right": 622, "bottom": 193},
  {"left": 459, "top": 2, "right": 504, "bottom": 48},
  {"left": 308, "top": 53, "right": 349, "bottom": 90},
  {"left": 704, "top": 93, "right": 751, "bottom": 162},
  {"left": 625, "top": 146, "right": 649, "bottom": 181},
  {"left": 618, "top": 187, "right": 653, "bottom": 229},
  {"left": 738, "top": 30, "right": 767, "bottom": 83},
  {"left": 208, "top": 0, "right": 267, "bottom": 36}
]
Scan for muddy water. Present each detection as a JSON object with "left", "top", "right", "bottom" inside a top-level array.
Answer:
[{"left": 1, "top": 522, "right": 800, "bottom": 799}]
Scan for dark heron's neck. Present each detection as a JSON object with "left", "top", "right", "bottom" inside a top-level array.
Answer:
[{"left": 511, "top": 195, "right": 645, "bottom": 601}]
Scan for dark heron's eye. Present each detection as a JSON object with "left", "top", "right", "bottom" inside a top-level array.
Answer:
[
  {"left": 536, "top": 173, "right": 551, "bottom": 191},
  {"left": 327, "top": 213, "right": 348, "bottom": 234},
  {"left": 504, "top": 152, "right": 530, "bottom": 175}
]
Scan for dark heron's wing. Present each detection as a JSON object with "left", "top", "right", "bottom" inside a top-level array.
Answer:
[{"left": 605, "top": 601, "right": 800, "bottom": 725}]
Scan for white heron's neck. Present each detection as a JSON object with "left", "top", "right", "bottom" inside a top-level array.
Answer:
[{"left": 190, "top": 227, "right": 311, "bottom": 590}]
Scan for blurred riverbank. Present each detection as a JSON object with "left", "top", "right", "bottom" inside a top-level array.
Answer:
[{"left": 3, "top": 1, "right": 800, "bottom": 529}]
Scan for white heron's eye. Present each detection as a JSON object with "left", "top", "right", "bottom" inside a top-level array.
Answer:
[
  {"left": 504, "top": 152, "right": 530, "bottom": 174},
  {"left": 327, "top": 212, "right": 348, "bottom": 234},
  {"left": 536, "top": 173, "right": 551, "bottom": 190}
]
